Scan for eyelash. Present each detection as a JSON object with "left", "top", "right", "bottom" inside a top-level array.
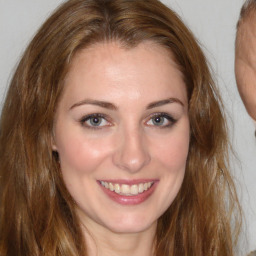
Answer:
[
  {"left": 145, "top": 112, "right": 177, "bottom": 128},
  {"left": 79, "top": 112, "right": 177, "bottom": 129},
  {"left": 79, "top": 113, "right": 111, "bottom": 129}
]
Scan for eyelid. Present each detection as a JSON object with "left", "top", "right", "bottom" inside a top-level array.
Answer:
[
  {"left": 145, "top": 112, "right": 177, "bottom": 127},
  {"left": 78, "top": 112, "right": 177, "bottom": 130},
  {"left": 79, "top": 113, "right": 112, "bottom": 129}
]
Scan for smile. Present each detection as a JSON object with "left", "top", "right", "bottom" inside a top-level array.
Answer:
[{"left": 100, "top": 181, "right": 154, "bottom": 196}]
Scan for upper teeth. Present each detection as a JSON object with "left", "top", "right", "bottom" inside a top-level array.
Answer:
[{"left": 100, "top": 181, "right": 154, "bottom": 196}]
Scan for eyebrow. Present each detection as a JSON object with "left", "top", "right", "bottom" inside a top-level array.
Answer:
[
  {"left": 70, "top": 99, "right": 118, "bottom": 110},
  {"left": 146, "top": 98, "right": 184, "bottom": 109},
  {"left": 70, "top": 97, "right": 184, "bottom": 110}
]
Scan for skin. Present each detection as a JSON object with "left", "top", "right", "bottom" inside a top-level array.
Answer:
[
  {"left": 53, "top": 41, "right": 190, "bottom": 256},
  {"left": 235, "top": 14, "right": 256, "bottom": 121}
]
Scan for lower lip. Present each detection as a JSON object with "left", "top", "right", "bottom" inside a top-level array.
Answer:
[{"left": 98, "top": 182, "right": 158, "bottom": 205}]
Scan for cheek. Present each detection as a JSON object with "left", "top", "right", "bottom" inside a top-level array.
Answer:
[
  {"left": 153, "top": 129, "right": 190, "bottom": 170},
  {"left": 56, "top": 131, "right": 113, "bottom": 175}
]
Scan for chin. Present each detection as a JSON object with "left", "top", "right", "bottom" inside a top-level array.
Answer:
[{"left": 102, "top": 214, "right": 157, "bottom": 234}]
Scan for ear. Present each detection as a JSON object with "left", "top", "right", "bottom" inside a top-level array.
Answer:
[{"left": 51, "top": 134, "right": 58, "bottom": 151}]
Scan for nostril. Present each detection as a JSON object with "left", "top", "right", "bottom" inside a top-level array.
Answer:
[
  {"left": 112, "top": 144, "right": 151, "bottom": 173},
  {"left": 112, "top": 129, "right": 151, "bottom": 172}
]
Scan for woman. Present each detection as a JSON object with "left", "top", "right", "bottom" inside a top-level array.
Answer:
[{"left": 0, "top": 0, "right": 241, "bottom": 255}]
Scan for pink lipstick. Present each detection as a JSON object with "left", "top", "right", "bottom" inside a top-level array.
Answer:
[{"left": 98, "top": 179, "right": 158, "bottom": 205}]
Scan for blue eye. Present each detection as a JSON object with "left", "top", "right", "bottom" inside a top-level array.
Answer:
[
  {"left": 80, "top": 114, "right": 109, "bottom": 128},
  {"left": 88, "top": 116, "right": 103, "bottom": 126},
  {"left": 151, "top": 116, "right": 167, "bottom": 126},
  {"left": 146, "top": 113, "right": 176, "bottom": 128}
]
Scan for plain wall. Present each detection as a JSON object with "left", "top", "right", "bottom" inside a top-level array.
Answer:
[{"left": 0, "top": 0, "right": 255, "bottom": 254}]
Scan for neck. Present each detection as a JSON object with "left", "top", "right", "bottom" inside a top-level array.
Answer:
[{"left": 81, "top": 221, "right": 156, "bottom": 256}]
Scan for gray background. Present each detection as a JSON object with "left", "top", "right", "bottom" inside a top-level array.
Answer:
[{"left": 0, "top": 0, "right": 255, "bottom": 254}]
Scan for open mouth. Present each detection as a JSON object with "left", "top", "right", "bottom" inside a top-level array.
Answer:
[{"left": 99, "top": 181, "right": 154, "bottom": 196}]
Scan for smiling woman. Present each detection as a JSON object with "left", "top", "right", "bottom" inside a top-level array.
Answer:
[
  {"left": 0, "top": 0, "right": 241, "bottom": 256},
  {"left": 52, "top": 42, "right": 190, "bottom": 237}
]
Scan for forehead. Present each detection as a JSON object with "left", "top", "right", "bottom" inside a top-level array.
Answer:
[
  {"left": 61, "top": 41, "right": 187, "bottom": 108},
  {"left": 237, "top": 12, "right": 256, "bottom": 38},
  {"left": 71, "top": 41, "right": 180, "bottom": 70},
  {"left": 236, "top": 14, "right": 256, "bottom": 58},
  {"left": 66, "top": 41, "right": 184, "bottom": 86}
]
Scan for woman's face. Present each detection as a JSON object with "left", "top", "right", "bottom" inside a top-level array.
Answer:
[{"left": 53, "top": 42, "right": 190, "bottom": 235}]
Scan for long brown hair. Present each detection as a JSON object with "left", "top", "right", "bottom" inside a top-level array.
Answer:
[{"left": 0, "top": 0, "right": 241, "bottom": 255}]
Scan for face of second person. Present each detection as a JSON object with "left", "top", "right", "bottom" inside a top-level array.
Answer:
[
  {"left": 53, "top": 41, "right": 190, "bottom": 235},
  {"left": 235, "top": 16, "right": 256, "bottom": 120}
]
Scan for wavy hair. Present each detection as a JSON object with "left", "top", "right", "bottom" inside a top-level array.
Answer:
[{"left": 0, "top": 0, "right": 241, "bottom": 255}]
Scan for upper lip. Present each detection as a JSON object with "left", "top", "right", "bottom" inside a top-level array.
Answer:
[{"left": 98, "top": 179, "right": 158, "bottom": 185}]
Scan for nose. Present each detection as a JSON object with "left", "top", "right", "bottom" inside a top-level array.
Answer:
[{"left": 112, "top": 127, "right": 151, "bottom": 173}]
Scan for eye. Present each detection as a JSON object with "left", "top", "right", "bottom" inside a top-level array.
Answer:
[
  {"left": 80, "top": 114, "right": 110, "bottom": 128},
  {"left": 146, "top": 113, "right": 176, "bottom": 128}
]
